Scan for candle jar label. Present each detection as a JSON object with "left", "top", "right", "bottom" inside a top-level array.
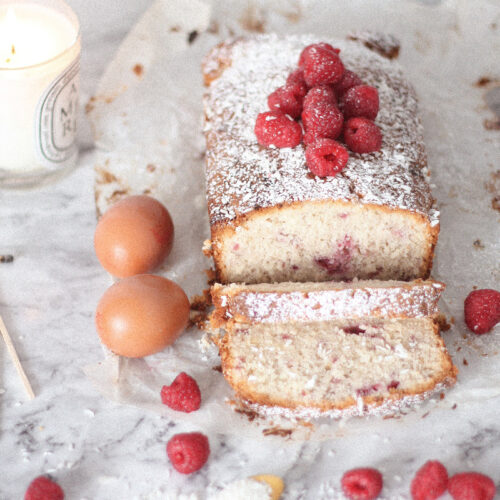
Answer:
[{"left": 35, "top": 58, "right": 79, "bottom": 169}]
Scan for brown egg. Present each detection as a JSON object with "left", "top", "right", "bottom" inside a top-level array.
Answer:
[
  {"left": 95, "top": 274, "right": 190, "bottom": 358},
  {"left": 94, "top": 195, "right": 174, "bottom": 278}
]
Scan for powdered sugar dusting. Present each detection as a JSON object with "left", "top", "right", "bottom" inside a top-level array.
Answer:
[
  {"left": 214, "top": 280, "right": 444, "bottom": 324},
  {"left": 203, "top": 34, "right": 437, "bottom": 227}
]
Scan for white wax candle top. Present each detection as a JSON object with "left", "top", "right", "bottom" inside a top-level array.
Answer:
[{"left": 0, "top": 3, "right": 77, "bottom": 69}]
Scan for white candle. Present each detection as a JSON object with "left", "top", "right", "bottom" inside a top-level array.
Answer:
[{"left": 0, "top": 0, "right": 80, "bottom": 187}]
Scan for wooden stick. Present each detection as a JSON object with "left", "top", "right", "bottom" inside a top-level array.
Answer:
[{"left": 0, "top": 315, "right": 35, "bottom": 400}]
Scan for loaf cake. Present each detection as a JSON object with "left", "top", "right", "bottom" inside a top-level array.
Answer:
[
  {"left": 210, "top": 280, "right": 457, "bottom": 419},
  {"left": 202, "top": 35, "right": 439, "bottom": 284}
]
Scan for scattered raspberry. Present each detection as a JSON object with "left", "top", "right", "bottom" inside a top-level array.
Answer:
[
  {"left": 410, "top": 461, "right": 448, "bottom": 500},
  {"left": 298, "top": 42, "right": 340, "bottom": 68},
  {"left": 303, "top": 85, "right": 337, "bottom": 108},
  {"left": 25, "top": 476, "right": 64, "bottom": 500},
  {"left": 302, "top": 92, "right": 343, "bottom": 142},
  {"left": 341, "top": 468, "right": 383, "bottom": 500},
  {"left": 254, "top": 111, "right": 302, "bottom": 148},
  {"left": 305, "top": 138, "right": 349, "bottom": 177},
  {"left": 342, "top": 85, "right": 380, "bottom": 120},
  {"left": 166, "top": 432, "right": 210, "bottom": 474},
  {"left": 286, "top": 68, "right": 306, "bottom": 87},
  {"left": 268, "top": 81, "right": 307, "bottom": 119},
  {"left": 464, "top": 289, "right": 500, "bottom": 334},
  {"left": 161, "top": 372, "right": 201, "bottom": 413},
  {"left": 334, "top": 69, "right": 364, "bottom": 97},
  {"left": 344, "top": 117, "right": 382, "bottom": 154},
  {"left": 448, "top": 472, "right": 496, "bottom": 500},
  {"left": 301, "top": 45, "right": 345, "bottom": 87}
]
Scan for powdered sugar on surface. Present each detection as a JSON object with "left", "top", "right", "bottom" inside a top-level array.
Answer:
[
  {"left": 209, "top": 478, "right": 271, "bottom": 500},
  {"left": 215, "top": 281, "right": 444, "bottom": 323},
  {"left": 203, "top": 34, "right": 437, "bottom": 227}
]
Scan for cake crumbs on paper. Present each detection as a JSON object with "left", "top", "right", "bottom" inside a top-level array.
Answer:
[
  {"left": 132, "top": 63, "right": 144, "bottom": 77},
  {"left": 474, "top": 76, "right": 500, "bottom": 87},
  {"left": 262, "top": 427, "right": 293, "bottom": 438},
  {"left": 484, "top": 118, "right": 500, "bottom": 130},
  {"left": 436, "top": 313, "right": 452, "bottom": 332},
  {"left": 189, "top": 288, "right": 213, "bottom": 330}
]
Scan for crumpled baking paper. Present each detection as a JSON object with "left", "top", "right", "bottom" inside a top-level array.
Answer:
[{"left": 85, "top": 0, "right": 500, "bottom": 495}]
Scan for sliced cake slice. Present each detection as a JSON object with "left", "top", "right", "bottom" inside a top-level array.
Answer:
[
  {"left": 211, "top": 279, "right": 444, "bottom": 327},
  {"left": 210, "top": 280, "right": 457, "bottom": 419}
]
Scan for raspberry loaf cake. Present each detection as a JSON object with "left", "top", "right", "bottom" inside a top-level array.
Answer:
[
  {"left": 210, "top": 280, "right": 457, "bottom": 419},
  {"left": 203, "top": 35, "right": 439, "bottom": 284}
]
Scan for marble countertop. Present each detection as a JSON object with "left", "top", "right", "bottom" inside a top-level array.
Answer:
[{"left": 1, "top": 1, "right": 500, "bottom": 499}]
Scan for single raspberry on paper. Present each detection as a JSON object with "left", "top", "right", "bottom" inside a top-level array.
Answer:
[
  {"left": 448, "top": 472, "right": 496, "bottom": 500},
  {"left": 341, "top": 467, "right": 383, "bottom": 500},
  {"left": 167, "top": 432, "right": 210, "bottom": 474},
  {"left": 410, "top": 460, "right": 448, "bottom": 500},
  {"left": 464, "top": 289, "right": 500, "bottom": 334},
  {"left": 161, "top": 372, "right": 201, "bottom": 413},
  {"left": 25, "top": 476, "right": 64, "bottom": 500}
]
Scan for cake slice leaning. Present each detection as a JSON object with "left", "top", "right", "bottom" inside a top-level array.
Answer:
[
  {"left": 210, "top": 280, "right": 457, "bottom": 420},
  {"left": 203, "top": 35, "right": 439, "bottom": 284}
]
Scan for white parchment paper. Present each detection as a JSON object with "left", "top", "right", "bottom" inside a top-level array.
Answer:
[{"left": 86, "top": 0, "right": 500, "bottom": 496}]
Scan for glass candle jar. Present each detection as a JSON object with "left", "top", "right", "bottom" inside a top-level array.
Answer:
[{"left": 0, "top": 0, "right": 80, "bottom": 188}]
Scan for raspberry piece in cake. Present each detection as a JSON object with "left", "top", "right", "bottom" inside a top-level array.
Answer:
[
  {"left": 342, "top": 84, "right": 380, "bottom": 120},
  {"left": 301, "top": 45, "right": 345, "bottom": 87},
  {"left": 161, "top": 372, "right": 201, "bottom": 413},
  {"left": 167, "top": 432, "right": 210, "bottom": 474},
  {"left": 268, "top": 81, "right": 307, "bottom": 119},
  {"left": 334, "top": 69, "right": 364, "bottom": 97},
  {"left": 410, "top": 460, "right": 448, "bottom": 500},
  {"left": 464, "top": 289, "right": 500, "bottom": 334},
  {"left": 448, "top": 472, "right": 496, "bottom": 500},
  {"left": 302, "top": 98, "right": 343, "bottom": 142},
  {"left": 344, "top": 117, "right": 383, "bottom": 153},
  {"left": 254, "top": 111, "right": 302, "bottom": 148},
  {"left": 315, "top": 235, "right": 355, "bottom": 275},
  {"left": 341, "top": 468, "right": 383, "bottom": 500},
  {"left": 305, "top": 138, "right": 348, "bottom": 177},
  {"left": 25, "top": 476, "right": 64, "bottom": 500},
  {"left": 298, "top": 42, "right": 340, "bottom": 68}
]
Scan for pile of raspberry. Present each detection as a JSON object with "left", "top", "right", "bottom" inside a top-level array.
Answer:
[{"left": 254, "top": 42, "right": 382, "bottom": 177}]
